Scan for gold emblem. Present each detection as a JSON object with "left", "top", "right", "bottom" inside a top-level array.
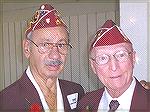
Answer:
[
  {"left": 56, "top": 18, "right": 62, "bottom": 25},
  {"left": 26, "top": 11, "right": 40, "bottom": 31},
  {"left": 31, "top": 11, "right": 39, "bottom": 24}
]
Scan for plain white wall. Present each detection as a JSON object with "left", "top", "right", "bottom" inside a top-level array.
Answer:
[{"left": 120, "top": 0, "right": 148, "bottom": 81}]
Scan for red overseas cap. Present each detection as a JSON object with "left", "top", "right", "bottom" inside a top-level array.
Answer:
[
  {"left": 90, "top": 20, "right": 132, "bottom": 51},
  {"left": 25, "top": 4, "right": 67, "bottom": 38}
]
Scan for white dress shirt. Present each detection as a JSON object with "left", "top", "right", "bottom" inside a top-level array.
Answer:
[
  {"left": 26, "top": 66, "right": 64, "bottom": 112},
  {"left": 98, "top": 77, "right": 136, "bottom": 112}
]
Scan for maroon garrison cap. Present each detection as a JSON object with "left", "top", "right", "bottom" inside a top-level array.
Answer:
[
  {"left": 90, "top": 20, "right": 132, "bottom": 51},
  {"left": 25, "top": 4, "right": 67, "bottom": 38}
]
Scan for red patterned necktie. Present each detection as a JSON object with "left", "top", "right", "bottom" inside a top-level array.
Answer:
[{"left": 108, "top": 100, "right": 120, "bottom": 112}]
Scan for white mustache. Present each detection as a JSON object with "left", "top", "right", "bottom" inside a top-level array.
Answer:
[{"left": 44, "top": 59, "right": 63, "bottom": 66}]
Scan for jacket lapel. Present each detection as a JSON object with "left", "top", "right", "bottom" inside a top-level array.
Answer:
[
  {"left": 59, "top": 79, "right": 83, "bottom": 111},
  {"left": 59, "top": 79, "right": 72, "bottom": 110},
  {"left": 78, "top": 88, "right": 104, "bottom": 112},
  {"left": 90, "top": 88, "right": 104, "bottom": 112},
  {"left": 19, "top": 71, "right": 44, "bottom": 111},
  {"left": 130, "top": 78, "right": 149, "bottom": 111}
]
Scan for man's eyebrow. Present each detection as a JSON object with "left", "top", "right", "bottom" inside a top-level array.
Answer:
[
  {"left": 43, "top": 38, "right": 53, "bottom": 41},
  {"left": 37, "top": 38, "right": 53, "bottom": 42},
  {"left": 38, "top": 38, "right": 68, "bottom": 43}
]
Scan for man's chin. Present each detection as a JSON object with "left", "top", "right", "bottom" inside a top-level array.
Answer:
[
  {"left": 44, "top": 71, "right": 60, "bottom": 78},
  {"left": 44, "top": 67, "right": 62, "bottom": 77}
]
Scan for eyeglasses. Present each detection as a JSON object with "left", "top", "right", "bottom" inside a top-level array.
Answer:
[
  {"left": 91, "top": 50, "right": 132, "bottom": 65},
  {"left": 27, "top": 38, "right": 72, "bottom": 55}
]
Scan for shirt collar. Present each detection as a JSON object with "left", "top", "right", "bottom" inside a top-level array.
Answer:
[
  {"left": 105, "top": 77, "right": 136, "bottom": 98},
  {"left": 101, "top": 77, "right": 136, "bottom": 111},
  {"left": 117, "top": 77, "right": 136, "bottom": 110},
  {"left": 26, "top": 66, "right": 64, "bottom": 111}
]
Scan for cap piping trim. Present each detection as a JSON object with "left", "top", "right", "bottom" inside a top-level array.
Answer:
[
  {"left": 93, "top": 25, "right": 116, "bottom": 47},
  {"left": 92, "top": 25, "right": 130, "bottom": 47},
  {"left": 116, "top": 25, "right": 129, "bottom": 41},
  {"left": 32, "top": 9, "right": 56, "bottom": 30}
]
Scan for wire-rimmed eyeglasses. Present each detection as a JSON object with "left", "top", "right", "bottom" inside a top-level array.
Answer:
[
  {"left": 91, "top": 50, "right": 132, "bottom": 65},
  {"left": 27, "top": 38, "right": 72, "bottom": 55}
]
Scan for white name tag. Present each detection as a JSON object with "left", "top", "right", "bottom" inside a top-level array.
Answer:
[{"left": 67, "top": 93, "right": 78, "bottom": 109}]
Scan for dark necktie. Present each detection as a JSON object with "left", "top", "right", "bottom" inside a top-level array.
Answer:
[{"left": 108, "top": 100, "right": 120, "bottom": 112}]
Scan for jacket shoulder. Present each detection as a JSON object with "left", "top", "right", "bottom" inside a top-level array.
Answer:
[
  {"left": 131, "top": 79, "right": 150, "bottom": 111},
  {"left": 78, "top": 88, "right": 104, "bottom": 111},
  {"left": 80, "top": 88, "right": 104, "bottom": 102},
  {"left": 0, "top": 72, "right": 33, "bottom": 111},
  {"left": 0, "top": 78, "right": 23, "bottom": 111},
  {"left": 0, "top": 79, "right": 21, "bottom": 97},
  {"left": 59, "top": 79, "right": 84, "bottom": 89}
]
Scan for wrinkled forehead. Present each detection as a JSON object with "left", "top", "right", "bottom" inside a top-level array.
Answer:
[
  {"left": 91, "top": 43, "right": 133, "bottom": 56},
  {"left": 31, "top": 26, "right": 68, "bottom": 42}
]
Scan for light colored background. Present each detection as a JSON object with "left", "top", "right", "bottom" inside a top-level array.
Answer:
[
  {"left": 120, "top": 0, "right": 149, "bottom": 81},
  {"left": 0, "top": 0, "right": 149, "bottom": 92}
]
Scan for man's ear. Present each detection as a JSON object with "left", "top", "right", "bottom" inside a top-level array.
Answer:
[
  {"left": 89, "top": 58, "right": 96, "bottom": 74},
  {"left": 132, "top": 51, "right": 136, "bottom": 66},
  {"left": 23, "top": 39, "right": 31, "bottom": 59}
]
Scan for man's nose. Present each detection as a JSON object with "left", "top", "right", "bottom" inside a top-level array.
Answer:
[
  {"left": 109, "top": 56, "right": 118, "bottom": 71},
  {"left": 48, "top": 46, "right": 60, "bottom": 59}
]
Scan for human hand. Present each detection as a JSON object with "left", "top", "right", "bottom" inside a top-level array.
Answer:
[{"left": 140, "top": 80, "right": 150, "bottom": 90}]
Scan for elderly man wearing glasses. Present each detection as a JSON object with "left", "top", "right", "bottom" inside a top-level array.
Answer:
[
  {"left": 78, "top": 20, "right": 150, "bottom": 112},
  {"left": 0, "top": 4, "right": 84, "bottom": 112}
]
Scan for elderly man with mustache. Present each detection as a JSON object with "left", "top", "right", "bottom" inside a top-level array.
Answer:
[{"left": 0, "top": 4, "right": 84, "bottom": 112}]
